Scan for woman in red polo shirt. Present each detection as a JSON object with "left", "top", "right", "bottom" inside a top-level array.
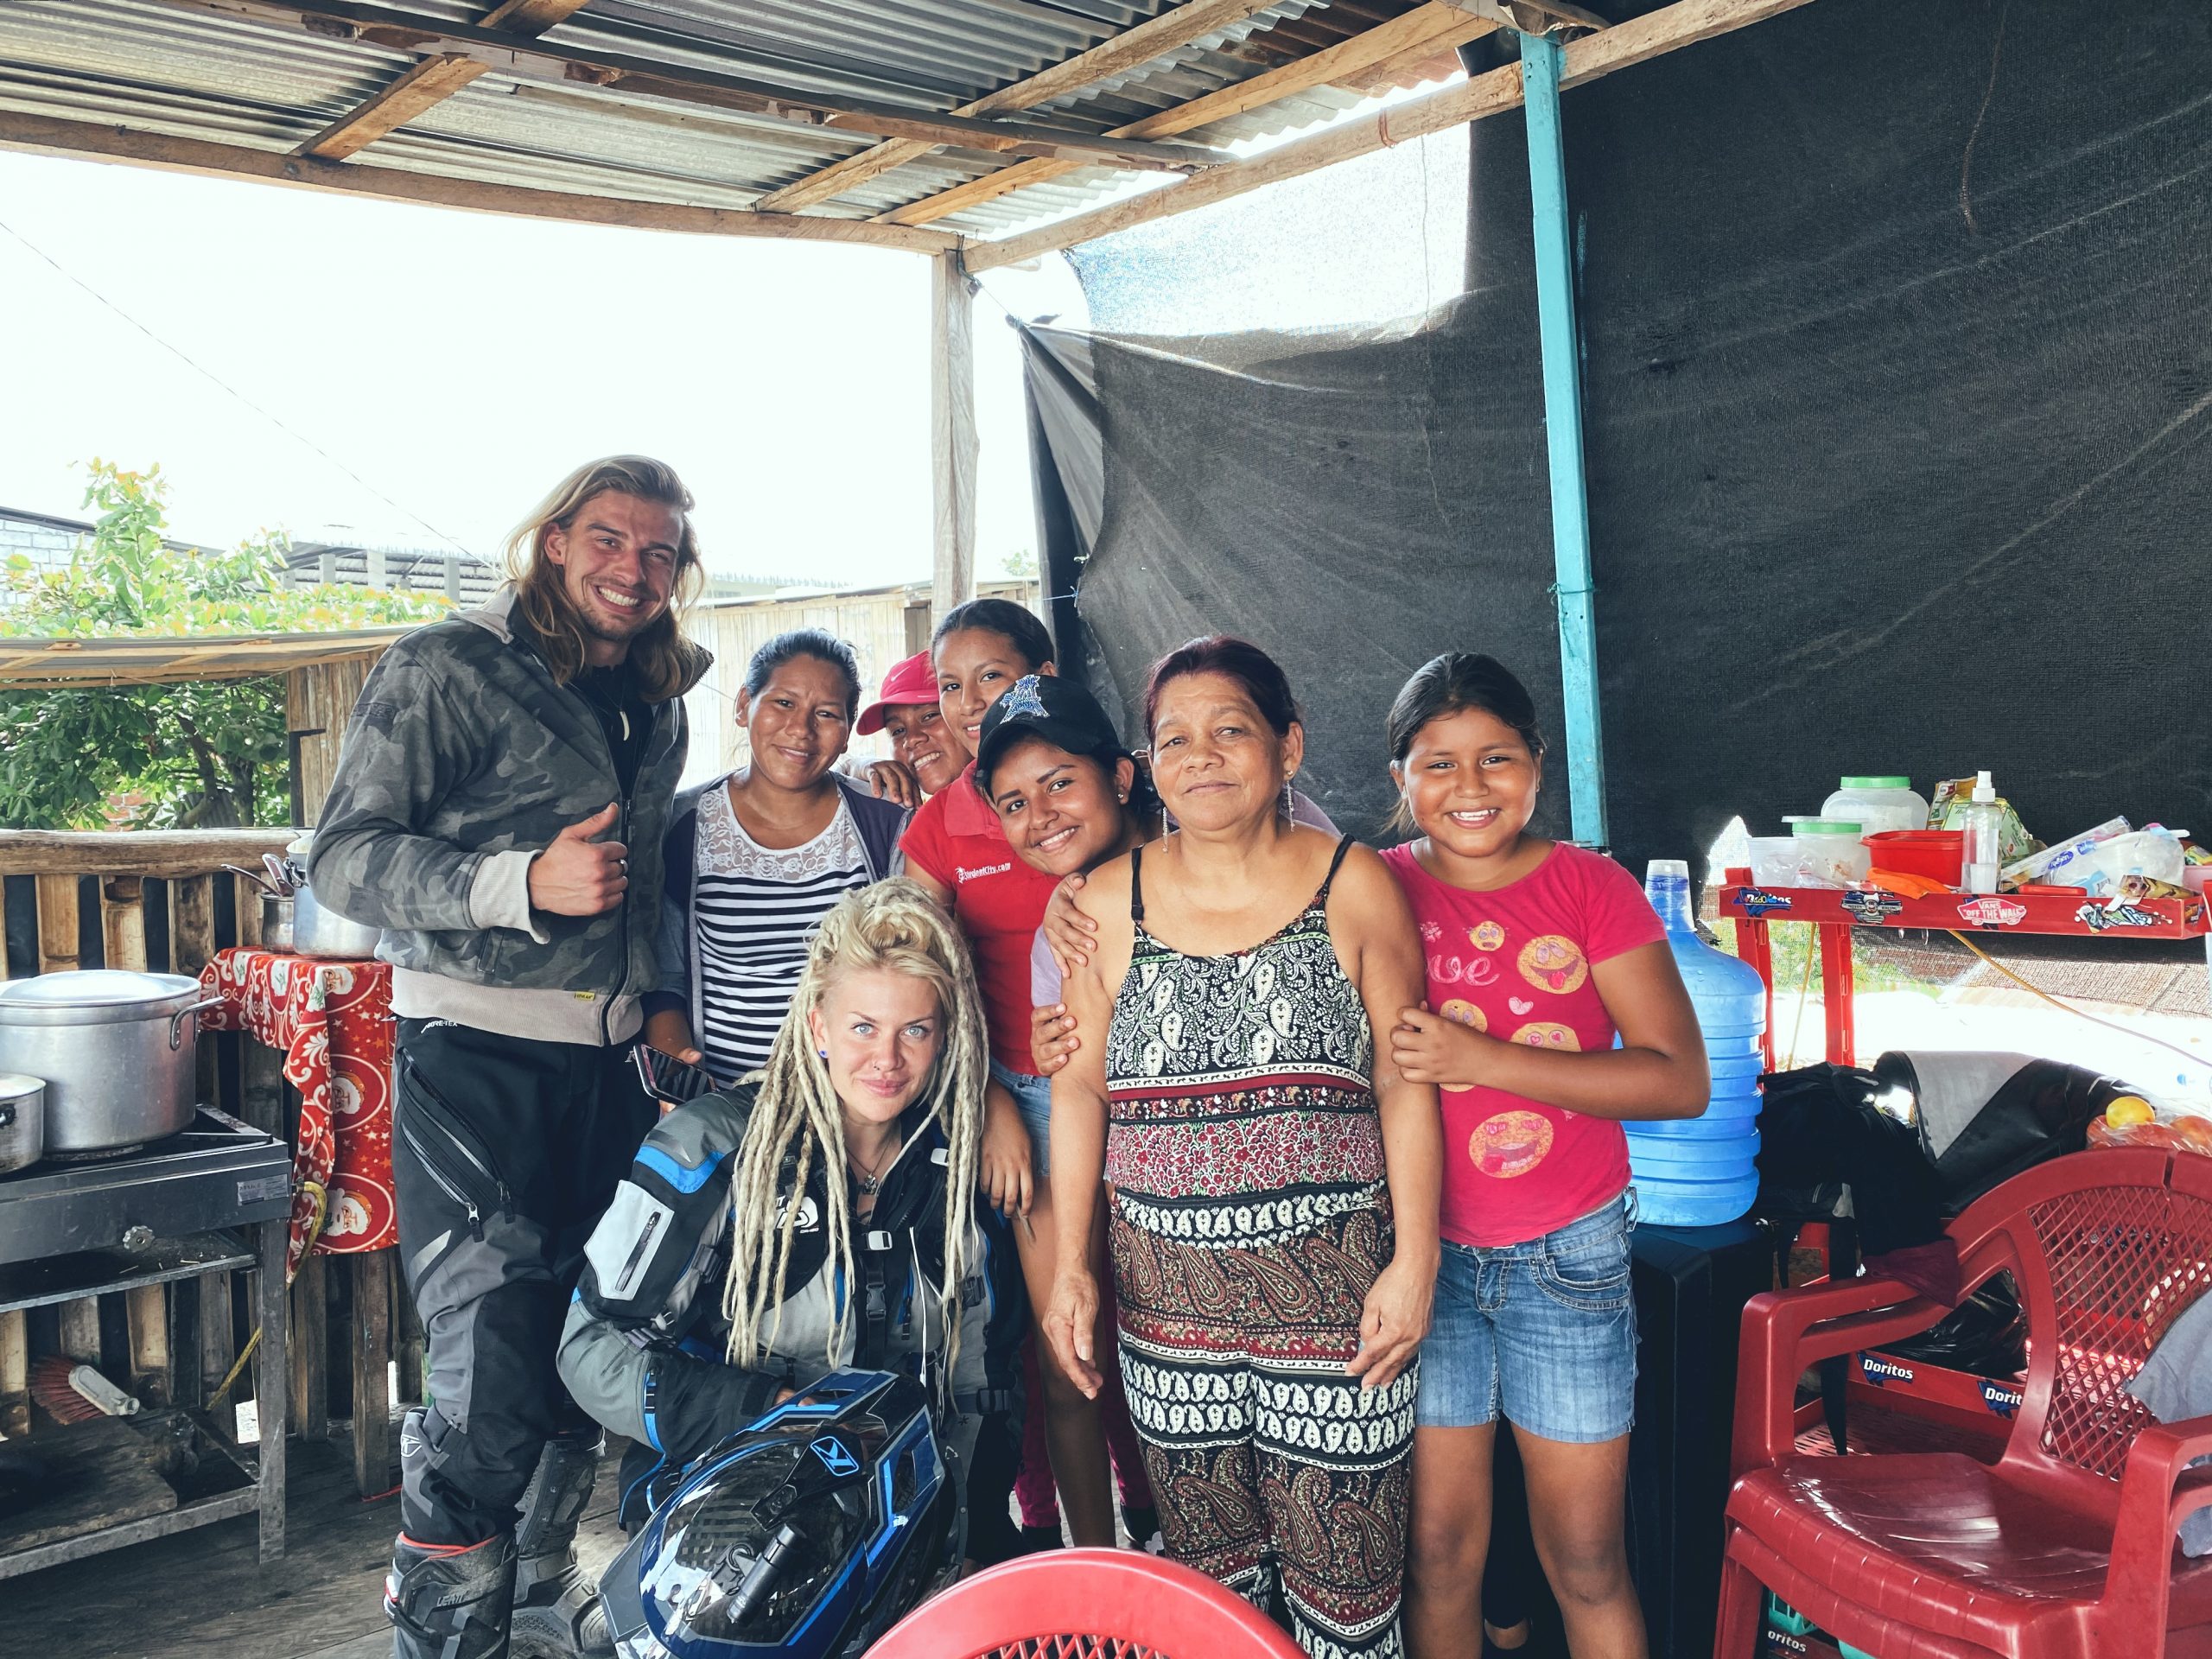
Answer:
[{"left": 901, "top": 597, "right": 1153, "bottom": 1553}]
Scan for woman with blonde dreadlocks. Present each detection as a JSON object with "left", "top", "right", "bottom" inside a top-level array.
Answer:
[{"left": 557, "top": 880, "right": 1025, "bottom": 1561}]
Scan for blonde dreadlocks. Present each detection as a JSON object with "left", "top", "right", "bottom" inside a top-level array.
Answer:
[{"left": 719, "top": 878, "right": 991, "bottom": 1378}]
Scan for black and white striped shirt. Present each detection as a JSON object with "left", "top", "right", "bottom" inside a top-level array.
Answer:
[{"left": 693, "top": 779, "right": 869, "bottom": 1082}]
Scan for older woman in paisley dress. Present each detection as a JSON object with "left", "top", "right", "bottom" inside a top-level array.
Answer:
[{"left": 1041, "top": 636, "right": 1441, "bottom": 1659}]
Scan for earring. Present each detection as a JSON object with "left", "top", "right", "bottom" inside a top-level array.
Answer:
[{"left": 817, "top": 1047, "right": 829, "bottom": 1060}]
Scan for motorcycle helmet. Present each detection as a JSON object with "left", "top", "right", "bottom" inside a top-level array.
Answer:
[{"left": 601, "top": 1370, "right": 958, "bottom": 1659}]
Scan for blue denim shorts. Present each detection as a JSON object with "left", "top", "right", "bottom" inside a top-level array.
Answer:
[
  {"left": 991, "top": 1059, "right": 1054, "bottom": 1177},
  {"left": 1415, "top": 1192, "right": 1638, "bottom": 1442}
]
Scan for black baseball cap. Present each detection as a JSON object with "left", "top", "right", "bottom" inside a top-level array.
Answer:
[{"left": 976, "top": 673, "right": 1128, "bottom": 791}]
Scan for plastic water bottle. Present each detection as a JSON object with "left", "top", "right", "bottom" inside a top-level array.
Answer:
[
  {"left": 1623, "top": 859, "right": 1769, "bottom": 1227},
  {"left": 1961, "top": 772, "right": 2003, "bottom": 893}
]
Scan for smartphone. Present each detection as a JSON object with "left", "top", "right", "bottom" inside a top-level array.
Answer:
[{"left": 632, "top": 1042, "right": 723, "bottom": 1106}]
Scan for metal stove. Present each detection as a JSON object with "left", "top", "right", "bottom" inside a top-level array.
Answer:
[
  {"left": 0, "top": 1105, "right": 292, "bottom": 1579},
  {"left": 0, "top": 1106, "right": 291, "bottom": 1267}
]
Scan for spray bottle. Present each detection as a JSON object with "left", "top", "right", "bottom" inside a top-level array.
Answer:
[{"left": 1961, "top": 771, "right": 2003, "bottom": 893}]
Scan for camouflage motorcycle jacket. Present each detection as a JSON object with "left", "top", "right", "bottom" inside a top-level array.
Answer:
[{"left": 309, "top": 586, "right": 710, "bottom": 1045}]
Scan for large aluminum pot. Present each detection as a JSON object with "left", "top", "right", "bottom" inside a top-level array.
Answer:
[
  {"left": 0, "top": 971, "right": 216, "bottom": 1153},
  {"left": 292, "top": 883, "right": 382, "bottom": 961},
  {"left": 0, "top": 1073, "right": 42, "bottom": 1174}
]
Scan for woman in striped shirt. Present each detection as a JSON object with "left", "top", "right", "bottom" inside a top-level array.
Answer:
[{"left": 643, "top": 628, "right": 911, "bottom": 1082}]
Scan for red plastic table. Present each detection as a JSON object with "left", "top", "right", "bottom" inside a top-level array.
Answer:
[
  {"left": 1718, "top": 870, "right": 2209, "bottom": 1069},
  {"left": 198, "top": 949, "right": 397, "bottom": 1273}
]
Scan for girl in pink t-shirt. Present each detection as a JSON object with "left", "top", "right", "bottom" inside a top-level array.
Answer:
[{"left": 1379, "top": 653, "right": 1708, "bottom": 1659}]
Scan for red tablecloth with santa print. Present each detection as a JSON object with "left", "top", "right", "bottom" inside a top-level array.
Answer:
[{"left": 199, "top": 949, "right": 397, "bottom": 1270}]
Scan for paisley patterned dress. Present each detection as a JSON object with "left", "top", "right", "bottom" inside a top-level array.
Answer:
[{"left": 1104, "top": 836, "right": 1415, "bottom": 1659}]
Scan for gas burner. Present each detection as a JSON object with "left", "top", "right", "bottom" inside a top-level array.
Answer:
[
  {"left": 0, "top": 1107, "right": 290, "bottom": 1267},
  {"left": 39, "top": 1141, "right": 146, "bottom": 1164}
]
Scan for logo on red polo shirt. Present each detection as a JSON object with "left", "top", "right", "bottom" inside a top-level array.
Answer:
[{"left": 957, "top": 861, "right": 1012, "bottom": 884}]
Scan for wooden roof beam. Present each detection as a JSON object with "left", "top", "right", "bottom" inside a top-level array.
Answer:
[
  {"left": 965, "top": 0, "right": 1817, "bottom": 271},
  {"left": 753, "top": 0, "right": 1278, "bottom": 216},
  {"left": 294, "top": 0, "right": 589, "bottom": 162},
  {"left": 0, "top": 111, "right": 960, "bottom": 253},
  {"left": 880, "top": 0, "right": 1498, "bottom": 229},
  {"left": 156, "top": 0, "right": 1232, "bottom": 172}
]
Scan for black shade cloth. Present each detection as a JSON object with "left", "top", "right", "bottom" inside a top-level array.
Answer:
[{"left": 1022, "top": 0, "right": 2212, "bottom": 865}]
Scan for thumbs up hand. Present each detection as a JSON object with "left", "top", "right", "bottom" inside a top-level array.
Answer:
[{"left": 526, "top": 803, "right": 628, "bottom": 916}]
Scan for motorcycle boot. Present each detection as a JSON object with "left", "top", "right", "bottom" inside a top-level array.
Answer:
[
  {"left": 385, "top": 1531, "right": 518, "bottom": 1659},
  {"left": 509, "top": 1433, "right": 613, "bottom": 1659}
]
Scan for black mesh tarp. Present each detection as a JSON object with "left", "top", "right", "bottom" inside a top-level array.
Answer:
[{"left": 1022, "top": 0, "right": 2212, "bottom": 872}]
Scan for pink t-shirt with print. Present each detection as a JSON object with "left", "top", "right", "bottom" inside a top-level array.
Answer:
[{"left": 1380, "top": 841, "right": 1664, "bottom": 1249}]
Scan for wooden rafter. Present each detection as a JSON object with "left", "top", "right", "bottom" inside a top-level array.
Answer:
[
  {"left": 0, "top": 111, "right": 960, "bottom": 253},
  {"left": 876, "top": 0, "right": 1498, "bottom": 230},
  {"left": 964, "top": 0, "right": 1817, "bottom": 271},
  {"left": 294, "top": 0, "right": 589, "bottom": 162},
  {"left": 155, "top": 0, "right": 1230, "bottom": 172},
  {"left": 753, "top": 0, "right": 1277, "bottom": 216}
]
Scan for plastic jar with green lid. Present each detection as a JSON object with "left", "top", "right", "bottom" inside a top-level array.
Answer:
[{"left": 1821, "top": 776, "right": 1929, "bottom": 836}]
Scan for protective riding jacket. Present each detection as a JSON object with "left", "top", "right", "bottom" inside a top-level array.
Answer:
[{"left": 557, "top": 1082, "right": 1023, "bottom": 1481}]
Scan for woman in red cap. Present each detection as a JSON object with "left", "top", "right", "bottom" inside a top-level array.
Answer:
[{"left": 855, "top": 648, "right": 972, "bottom": 800}]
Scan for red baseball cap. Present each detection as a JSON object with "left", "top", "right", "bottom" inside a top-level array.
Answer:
[{"left": 855, "top": 650, "right": 941, "bottom": 735}]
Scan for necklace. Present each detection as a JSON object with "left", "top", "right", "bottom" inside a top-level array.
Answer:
[{"left": 850, "top": 1136, "right": 898, "bottom": 1196}]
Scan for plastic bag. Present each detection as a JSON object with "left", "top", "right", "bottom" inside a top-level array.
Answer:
[{"left": 2086, "top": 1094, "right": 2212, "bottom": 1155}]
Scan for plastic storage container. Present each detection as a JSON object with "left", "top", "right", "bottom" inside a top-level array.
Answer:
[
  {"left": 1865, "top": 830, "right": 1966, "bottom": 886},
  {"left": 1820, "top": 777, "right": 1929, "bottom": 837},
  {"left": 1747, "top": 823, "right": 1871, "bottom": 889},
  {"left": 1624, "top": 860, "right": 1767, "bottom": 1227}
]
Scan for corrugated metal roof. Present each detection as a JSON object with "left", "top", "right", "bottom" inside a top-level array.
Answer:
[{"left": 0, "top": 0, "right": 1445, "bottom": 241}]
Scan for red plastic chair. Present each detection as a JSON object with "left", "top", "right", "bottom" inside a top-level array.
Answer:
[
  {"left": 867, "top": 1548, "right": 1308, "bottom": 1659},
  {"left": 1715, "top": 1147, "right": 2212, "bottom": 1659}
]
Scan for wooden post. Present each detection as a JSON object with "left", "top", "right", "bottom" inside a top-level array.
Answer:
[
  {"left": 171, "top": 874, "right": 219, "bottom": 1105},
  {"left": 93, "top": 873, "right": 174, "bottom": 1406},
  {"left": 232, "top": 879, "right": 283, "bottom": 1133},
  {"left": 0, "top": 1306, "right": 25, "bottom": 1440},
  {"left": 289, "top": 1252, "right": 329, "bottom": 1441},
  {"left": 396, "top": 1282, "right": 426, "bottom": 1406},
  {"left": 36, "top": 874, "right": 109, "bottom": 1389},
  {"left": 0, "top": 894, "right": 20, "bottom": 1438},
  {"left": 59, "top": 1298, "right": 101, "bottom": 1363},
  {"left": 351, "top": 1252, "right": 394, "bottom": 1495},
  {"left": 285, "top": 655, "right": 378, "bottom": 824},
  {"left": 930, "top": 249, "right": 978, "bottom": 629},
  {"left": 34, "top": 873, "right": 78, "bottom": 975},
  {"left": 200, "top": 1273, "right": 238, "bottom": 1440}
]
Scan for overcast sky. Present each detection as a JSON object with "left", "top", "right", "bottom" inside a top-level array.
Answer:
[
  {"left": 0, "top": 148, "right": 1050, "bottom": 588},
  {"left": 0, "top": 73, "right": 1465, "bottom": 590}
]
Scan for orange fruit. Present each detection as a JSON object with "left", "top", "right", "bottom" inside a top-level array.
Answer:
[{"left": 2171, "top": 1116, "right": 2212, "bottom": 1154}]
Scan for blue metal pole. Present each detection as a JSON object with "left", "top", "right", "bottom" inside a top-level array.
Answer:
[{"left": 1518, "top": 32, "right": 1609, "bottom": 849}]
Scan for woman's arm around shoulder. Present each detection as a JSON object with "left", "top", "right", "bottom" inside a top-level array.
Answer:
[
  {"left": 1039, "top": 853, "right": 1136, "bottom": 1400},
  {"left": 1329, "top": 842, "right": 1441, "bottom": 1393}
]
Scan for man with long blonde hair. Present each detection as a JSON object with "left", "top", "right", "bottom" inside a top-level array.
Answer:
[{"left": 311, "top": 456, "right": 711, "bottom": 1659}]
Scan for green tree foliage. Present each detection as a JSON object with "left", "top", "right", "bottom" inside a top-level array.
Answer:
[{"left": 0, "top": 462, "right": 452, "bottom": 829}]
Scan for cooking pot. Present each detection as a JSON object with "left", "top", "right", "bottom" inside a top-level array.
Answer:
[
  {"left": 292, "top": 882, "right": 382, "bottom": 961},
  {"left": 0, "top": 1073, "right": 42, "bottom": 1174},
  {"left": 0, "top": 971, "right": 217, "bottom": 1154}
]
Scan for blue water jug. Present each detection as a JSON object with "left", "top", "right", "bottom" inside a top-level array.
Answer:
[{"left": 1625, "top": 859, "right": 1767, "bottom": 1226}]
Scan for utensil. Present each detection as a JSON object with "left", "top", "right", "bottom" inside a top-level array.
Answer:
[
  {"left": 0, "top": 971, "right": 218, "bottom": 1153},
  {"left": 263, "top": 852, "right": 296, "bottom": 896},
  {"left": 29, "top": 1356, "right": 139, "bottom": 1422},
  {"left": 0, "top": 1073, "right": 42, "bottom": 1175},
  {"left": 292, "top": 882, "right": 382, "bottom": 960},
  {"left": 223, "top": 863, "right": 278, "bottom": 897}
]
